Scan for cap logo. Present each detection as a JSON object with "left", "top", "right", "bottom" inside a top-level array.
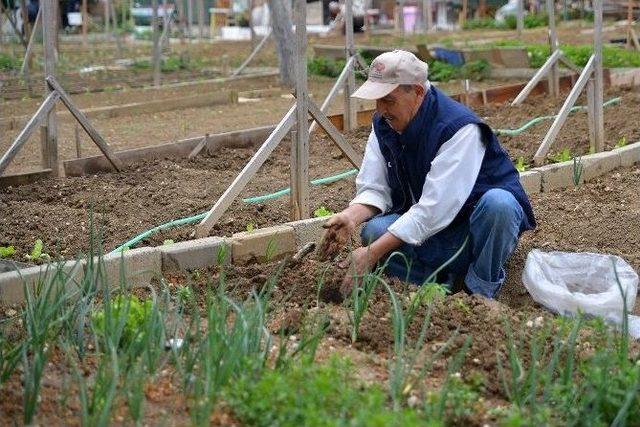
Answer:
[{"left": 369, "top": 61, "right": 385, "bottom": 79}]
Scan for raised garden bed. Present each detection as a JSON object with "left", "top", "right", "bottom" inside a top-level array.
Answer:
[{"left": 1, "top": 84, "right": 639, "bottom": 260}]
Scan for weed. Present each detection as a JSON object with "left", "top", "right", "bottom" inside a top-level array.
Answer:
[
  {"left": 162, "top": 239, "right": 175, "bottom": 246},
  {"left": 246, "top": 222, "right": 255, "bottom": 232},
  {"left": 615, "top": 136, "right": 627, "bottom": 148},
  {"left": 347, "top": 271, "right": 378, "bottom": 343},
  {"left": 313, "top": 206, "right": 334, "bottom": 218},
  {"left": 176, "top": 285, "right": 194, "bottom": 306}
]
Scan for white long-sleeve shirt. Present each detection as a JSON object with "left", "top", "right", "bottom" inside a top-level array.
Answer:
[{"left": 350, "top": 123, "right": 486, "bottom": 246}]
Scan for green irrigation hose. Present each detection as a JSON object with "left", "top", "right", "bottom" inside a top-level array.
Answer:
[
  {"left": 108, "top": 169, "right": 359, "bottom": 255},
  {"left": 495, "top": 97, "right": 621, "bottom": 137},
  {"left": 110, "top": 97, "right": 622, "bottom": 255}
]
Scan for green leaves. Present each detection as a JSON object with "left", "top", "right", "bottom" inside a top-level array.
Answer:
[
  {"left": 0, "top": 245, "right": 15, "bottom": 258},
  {"left": 92, "top": 295, "right": 153, "bottom": 348},
  {"left": 313, "top": 206, "right": 334, "bottom": 218},
  {"left": 25, "top": 240, "right": 50, "bottom": 262}
]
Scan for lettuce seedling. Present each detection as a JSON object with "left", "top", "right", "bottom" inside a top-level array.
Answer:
[
  {"left": 92, "top": 295, "right": 153, "bottom": 347},
  {"left": 24, "top": 240, "right": 50, "bottom": 262},
  {"left": 0, "top": 245, "right": 15, "bottom": 258},
  {"left": 313, "top": 206, "right": 335, "bottom": 218}
]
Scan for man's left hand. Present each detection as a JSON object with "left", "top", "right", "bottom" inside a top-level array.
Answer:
[{"left": 339, "top": 246, "right": 379, "bottom": 297}]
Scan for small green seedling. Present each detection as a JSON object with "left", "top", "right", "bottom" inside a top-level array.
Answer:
[
  {"left": 313, "top": 206, "right": 335, "bottom": 218},
  {"left": 515, "top": 156, "right": 528, "bottom": 173},
  {"left": 246, "top": 222, "right": 256, "bottom": 232},
  {"left": 176, "top": 285, "right": 195, "bottom": 305},
  {"left": 572, "top": 156, "right": 584, "bottom": 186},
  {"left": 162, "top": 239, "right": 175, "bottom": 246},
  {"left": 92, "top": 295, "right": 153, "bottom": 347},
  {"left": 550, "top": 148, "right": 572, "bottom": 163},
  {"left": 0, "top": 245, "right": 15, "bottom": 258},
  {"left": 24, "top": 240, "right": 50, "bottom": 262},
  {"left": 615, "top": 136, "right": 627, "bottom": 148}
]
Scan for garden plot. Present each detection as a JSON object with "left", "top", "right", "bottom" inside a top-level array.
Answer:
[
  {"left": 2, "top": 81, "right": 640, "bottom": 259},
  {"left": 1, "top": 164, "right": 640, "bottom": 425}
]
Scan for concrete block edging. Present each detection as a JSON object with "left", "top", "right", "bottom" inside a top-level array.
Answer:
[{"left": 0, "top": 142, "right": 638, "bottom": 303}]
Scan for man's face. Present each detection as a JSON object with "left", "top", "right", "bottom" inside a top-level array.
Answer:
[{"left": 375, "top": 85, "right": 424, "bottom": 133}]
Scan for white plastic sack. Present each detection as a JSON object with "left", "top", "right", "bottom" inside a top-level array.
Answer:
[{"left": 522, "top": 249, "right": 640, "bottom": 337}]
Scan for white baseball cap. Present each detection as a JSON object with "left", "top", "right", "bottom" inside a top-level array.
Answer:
[{"left": 352, "top": 50, "right": 429, "bottom": 100}]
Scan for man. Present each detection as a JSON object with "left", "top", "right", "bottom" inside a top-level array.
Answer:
[{"left": 320, "top": 50, "right": 535, "bottom": 299}]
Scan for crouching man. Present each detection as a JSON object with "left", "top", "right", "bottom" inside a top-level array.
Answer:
[{"left": 319, "top": 50, "right": 536, "bottom": 298}]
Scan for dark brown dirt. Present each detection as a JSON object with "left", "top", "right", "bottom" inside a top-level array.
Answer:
[
  {"left": 478, "top": 85, "right": 640, "bottom": 166},
  {"left": 0, "top": 128, "right": 367, "bottom": 258}
]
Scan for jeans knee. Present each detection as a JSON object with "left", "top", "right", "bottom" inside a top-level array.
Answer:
[
  {"left": 472, "top": 189, "right": 523, "bottom": 227},
  {"left": 361, "top": 214, "right": 398, "bottom": 245}
]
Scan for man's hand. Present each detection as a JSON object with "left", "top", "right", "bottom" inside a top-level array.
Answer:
[
  {"left": 318, "top": 212, "right": 356, "bottom": 261},
  {"left": 339, "top": 246, "right": 380, "bottom": 297},
  {"left": 318, "top": 204, "right": 381, "bottom": 261}
]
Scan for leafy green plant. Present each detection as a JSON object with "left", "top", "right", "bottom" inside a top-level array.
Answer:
[
  {"left": 25, "top": 239, "right": 50, "bottom": 262},
  {"left": 92, "top": 295, "right": 153, "bottom": 347},
  {"left": 176, "top": 285, "right": 194, "bottom": 305},
  {"left": 0, "top": 245, "right": 15, "bottom": 258},
  {"left": 162, "top": 239, "right": 175, "bottom": 246},
  {"left": 615, "top": 136, "right": 627, "bottom": 148},
  {"left": 515, "top": 156, "right": 528, "bottom": 172},
  {"left": 459, "top": 60, "right": 491, "bottom": 81},
  {"left": 246, "top": 222, "right": 256, "bottom": 232},
  {"left": 313, "top": 206, "right": 334, "bottom": 218},
  {"left": 550, "top": 148, "right": 572, "bottom": 163},
  {"left": 226, "top": 356, "right": 422, "bottom": 426},
  {"left": 0, "top": 53, "right": 21, "bottom": 71}
]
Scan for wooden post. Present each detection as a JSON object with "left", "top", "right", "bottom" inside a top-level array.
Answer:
[
  {"left": 586, "top": 77, "right": 596, "bottom": 153},
  {"left": 344, "top": 0, "right": 357, "bottom": 132},
  {"left": 105, "top": 0, "right": 111, "bottom": 35},
  {"left": 21, "top": 8, "right": 41, "bottom": 76},
  {"left": 152, "top": 0, "right": 161, "bottom": 87},
  {"left": 397, "top": 0, "right": 405, "bottom": 35},
  {"left": 197, "top": 0, "right": 204, "bottom": 39},
  {"left": 75, "top": 125, "right": 82, "bottom": 158},
  {"left": 423, "top": 0, "right": 432, "bottom": 32},
  {"left": 627, "top": 0, "right": 634, "bottom": 49},
  {"left": 546, "top": 0, "right": 559, "bottom": 97},
  {"left": 19, "top": 0, "right": 31, "bottom": 40},
  {"left": 517, "top": 0, "right": 524, "bottom": 37},
  {"left": 187, "top": 0, "right": 193, "bottom": 37},
  {"left": 82, "top": 0, "right": 88, "bottom": 48},
  {"left": 291, "top": 0, "right": 310, "bottom": 220},
  {"left": 460, "top": 0, "right": 468, "bottom": 29},
  {"left": 592, "top": 0, "right": 604, "bottom": 152},
  {"left": 41, "top": 0, "right": 58, "bottom": 177}
]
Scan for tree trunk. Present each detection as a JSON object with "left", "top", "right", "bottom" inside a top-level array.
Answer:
[{"left": 267, "top": 0, "right": 295, "bottom": 88}]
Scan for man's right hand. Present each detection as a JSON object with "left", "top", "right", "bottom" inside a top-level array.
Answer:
[
  {"left": 317, "top": 204, "right": 380, "bottom": 261},
  {"left": 318, "top": 212, "right": 355, "bottom": 261}
]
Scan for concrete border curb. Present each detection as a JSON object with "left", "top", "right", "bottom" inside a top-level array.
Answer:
[{"left": 1, "top": 152, "right": 638, "bottom": 303}]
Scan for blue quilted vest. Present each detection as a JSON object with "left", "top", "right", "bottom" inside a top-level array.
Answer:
[{"left": 372, "top": 86, "right": 535, "bottom": 233}]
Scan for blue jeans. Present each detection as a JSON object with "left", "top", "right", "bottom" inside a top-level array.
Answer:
[{"left": 361, "top": 189, "right": 524, "bottom": 298}]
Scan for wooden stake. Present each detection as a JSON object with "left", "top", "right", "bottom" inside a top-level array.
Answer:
[
  {"left": 592, "top": 0, "right": 604, "bottom": 152},
  {"left": 517, "top": 0, "right": 524, "bottom": 37},
  {"left": 546, "top": 0, "right": 560, "bottom": 97},
  {"left": 0, "top": 91, "right": 59, "bottom": 176},
  {"left": 21, "top": 8, "right": 41, "bottom": 76},
  {"left": 46, "top": 76, "right": 124, "bottom": 171},
  {"left": 534, "top": 56, "right": 595, "bottom": 165},
  {"left": 344, "top": 0, "right": 357, "bottom": 132},
  {"left": 423, "top": 0, "right": 433, "bottom": 32},
  {"left": 82, "top": 0, "right": 88, "bottom": 48},
  {"left": 231, "top": 28, "right": 272, "bottom": 77},
  {"left": 152, "top": 0, "right": 161, "bottom": 87},
  {"left": 75, "top": 124, "right": 82, "bottom": 158},
  {"left": 19, "top": 0, "right": 31, "bottom": 41},
  {"left": 309, "top": 55, "right": 354, "bottom": 134},
  {"left": 397, "top": 0, "right": 405, "bottom": 35},
  {"left": 587, "top": 77, "right": 597, "bottom": 153},
  {"left": 460, "top": 0, "right": 468, "bottom": 29},
  {"left": 512, "top": 49, "right": 562, "bottom": 105},
  {"left": 42, "top": 0, "right": 58, "bottom": 177},
  {"left": 197, "top": 0, "right": 204, "bottom": 39},
  {"left": 291, "top": 0, "right": 310, "bottom": 220}
]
